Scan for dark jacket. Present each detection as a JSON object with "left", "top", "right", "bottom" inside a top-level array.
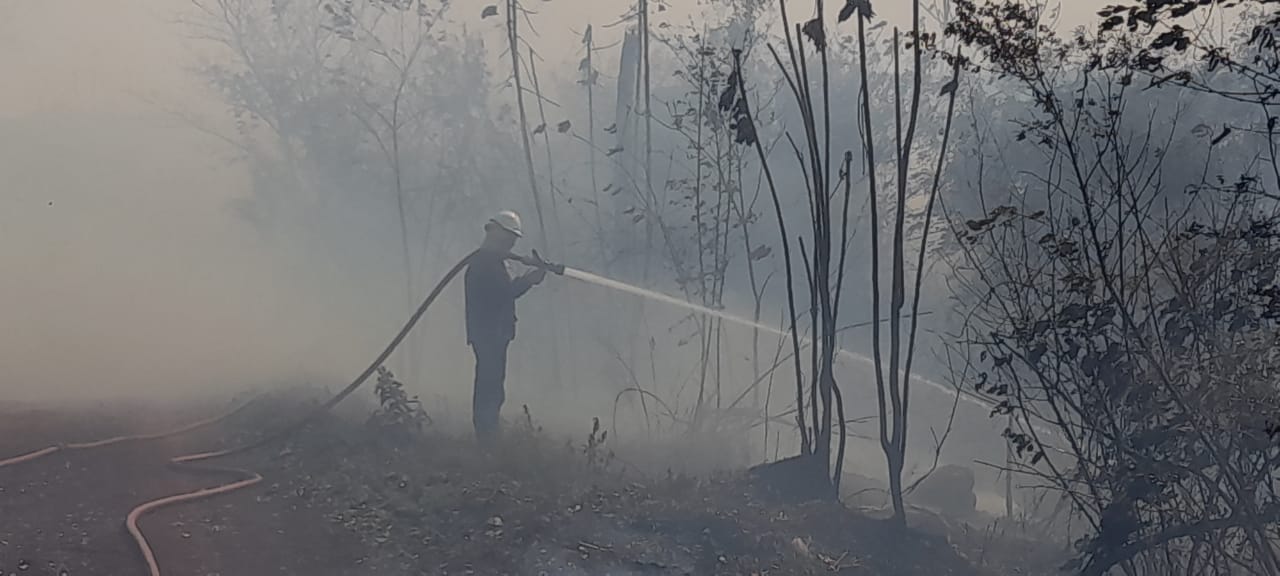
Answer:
[{"left": 464, "top": 250, "right": 538, "bottom": 346}]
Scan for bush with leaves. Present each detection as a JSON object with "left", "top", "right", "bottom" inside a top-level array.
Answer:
[
  {"left": 367, "top": 366, "right": 431, "bottom": 440},
  {"left": 946, "top": 1, "right": 1280, "bottom": 573}
]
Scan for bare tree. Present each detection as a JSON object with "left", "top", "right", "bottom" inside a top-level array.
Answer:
[
  {"left": 504, "top": 0, "right": 549, "bottom": 251},
  {"left": 722, "top": 0, "right": 856, "bottom": 497},
  {"left": 580, "top": 25, "right": 606, "bottom": 255},
  {"left": 845, "top": 0, "right": 963, "bottom": 525},
  {"left": 718, "top": 0, "right": 962, "bottom": 517}
]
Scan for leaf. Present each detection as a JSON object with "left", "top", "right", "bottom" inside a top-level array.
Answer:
[
  {"left": 1191, "top": 123, "right": 1212, "bottom": 138},
  {"left": 838, "top": 1, "right": 857, "bottom": 22},
  {"left": 557, "top": 120, "right": 572, "bottom": 133},
  {"left": 1058, "top": 303, "right": 1088, "bottom": 324},
  {"left": 1210, "top": 125, "right": 1232, "bottom": 146},
  {"left": 733, "top": 119, "right": 758, "bottom": 146},
  {"left": 718, "top": 78, "right": 738, "bottom": 111},
  {"left": 802, "top": 18, "right": 826, "bottom": 50},
  {"left": 532, "top": 123, "right": 546, "bottom": 135},
  {"left": 939, "top": 78, "right": 958, "bottom": 96},
  {"left": 838, "top": 0, "right": 874, "bottom": 23},
  {"left": 1027, "top": 342, "right": 1048, "bottom": 365},
  {"left": 606, "top": 147, "right": 624, "bottom": 156},
  {"left": 749, "top": 245, "right": 773, "bottom": 261},
  {"left": 604, "top": 123, "right": 618, "bottom": 134},
  {"left": 481, "top": 5, "right": 498, "bottom": 18}
]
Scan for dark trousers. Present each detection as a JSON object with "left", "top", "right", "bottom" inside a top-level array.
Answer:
[{"left": 471, "top": 339, "right": 509, "bottom": 443}]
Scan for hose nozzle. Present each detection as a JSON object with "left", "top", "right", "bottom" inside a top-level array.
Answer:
[{"left": 511, "top": 250, "right": 565, "bottom": 275}]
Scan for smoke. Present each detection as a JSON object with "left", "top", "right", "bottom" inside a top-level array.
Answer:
[
  {"left": 0, "top": 2, "right": 412, "bottom": 404},
  {"left": 0, "top": 112, "right": 273, "bottom": 402},
  {"left": 0, "top": 0, "right": 1122, "bottom": 498}
]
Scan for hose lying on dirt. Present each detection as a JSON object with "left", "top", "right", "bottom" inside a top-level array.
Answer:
[
  {"left": 0, "top": 397, "right": 264, "bottom": 468},
  {"left": 0, "top": 250, "right": 479, "bottom": 576}
]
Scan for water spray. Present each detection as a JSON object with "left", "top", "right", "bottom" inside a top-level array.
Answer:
[
  {"left": 556, "top": 266, "right": 1001, "bottom": 415},
  {"left": 500, "top": 248, "right": 1014, "bottom": 419}
]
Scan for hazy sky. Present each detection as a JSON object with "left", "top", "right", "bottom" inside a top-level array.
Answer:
[
  {"left": 0, "top": 0, "right": 1107, "bottom": 402},
  {"left": 0, "top": 0, "right": 1108, "bottom": 117}
]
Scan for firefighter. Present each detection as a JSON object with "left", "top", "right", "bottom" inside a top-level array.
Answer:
[{"left": 464, "top": 210, "right": 546, "bottom": 443}]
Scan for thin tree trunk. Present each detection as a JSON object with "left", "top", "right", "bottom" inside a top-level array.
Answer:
[
  {"left": 1006, "top": 412, "right": 1015, "bottom": 519},
  {"left": 527, "top": 47, "right": 568, "bottom": 393},
  {"left": 636, "top": 0, "right": 655, "bottom": 406},
  {"left": 885, "top": 28, "right": 909, "bottom": 527},
  {"left": 730, "top": 49, "right": 810, "bottom": 455},
  {"left": 640, "top": 0, "right": 654, "bottom": 283},
  {"left": 584, "top": 25, "right": 604, "bottom": 261},
  {"left": 854, "top": 6, "right": 895, "bottom": 521},
  {"left": 693, "top": 38, "right": 710, "bottom": 424},
  {"left": 732, "top": 142, "right": 765, "bottom": 412},
  {"left": 391, "top": 113, "right": 415, "bottom": 383},
  {"left": 506, "top": 0, "right": 547, "bottom": 250}
]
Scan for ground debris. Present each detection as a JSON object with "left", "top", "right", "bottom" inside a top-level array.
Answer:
[
  {"left": 253, "top": 411, "right": 992, "bottom": 576},
  {"left": 0, "top": 394, "right": 1032, "bottom": 576}
]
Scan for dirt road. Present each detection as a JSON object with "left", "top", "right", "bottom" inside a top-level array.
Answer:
[
  {"left": 0, "top": 395, "right": 1013, "bottom": 576},
  {"left": 0, "top": 401, "right": 367, "bottom": 576}
]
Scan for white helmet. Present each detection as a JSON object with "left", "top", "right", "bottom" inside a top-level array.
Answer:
[{"left": 488, "top": 210, "right": 523, "bottom": 238}]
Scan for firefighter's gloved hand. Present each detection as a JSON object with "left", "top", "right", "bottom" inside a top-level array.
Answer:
[{"left": 526, "top": 267, "right": 548, "bottom": 285}]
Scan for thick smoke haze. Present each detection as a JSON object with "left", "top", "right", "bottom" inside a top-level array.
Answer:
[
  {"left": 0, "top": 0, "right": 1101, "bottom": 491},
  {"left": 0, "top": 1, "right": 401, "bottom": 403},
  {"left": 4, "top": 3, "right": 1278, "bottom": 570},
  {"left": 0, "top": 0, "right": 1107, "bottom": 403}
]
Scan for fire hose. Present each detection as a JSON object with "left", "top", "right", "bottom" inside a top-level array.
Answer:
[{"left": 0, "top": 248, "right": 565, "bottom": 576}]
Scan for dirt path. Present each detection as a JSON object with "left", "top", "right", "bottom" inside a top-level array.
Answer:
[
  {"left": 0, "top": 404, "right": 367, "bottom": 576},
  {"left": 0, "top": 397, "right": 1017, "bottom": 576}
]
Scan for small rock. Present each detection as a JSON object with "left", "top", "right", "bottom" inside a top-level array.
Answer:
[
  {"left": 486, "top": 516, "right": 504, "bottom": 528},
  {"left": 789, "top": 537, "right": 811, "bottom": 558}
]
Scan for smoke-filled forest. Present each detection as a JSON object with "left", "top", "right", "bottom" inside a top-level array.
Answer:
[{"left": 2, "top": 0, "right": 1279, "bottom": 574}]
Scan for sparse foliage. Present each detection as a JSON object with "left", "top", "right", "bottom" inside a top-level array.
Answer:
[
  {"left": 947, "top": 0, "right": 1280, "bottom": 573},
  {"left": 367, "top": 366, "right": 431, "bottom": 438},
  {"left": 583, "top": 417, "right": 615, "bottom": 473}
]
